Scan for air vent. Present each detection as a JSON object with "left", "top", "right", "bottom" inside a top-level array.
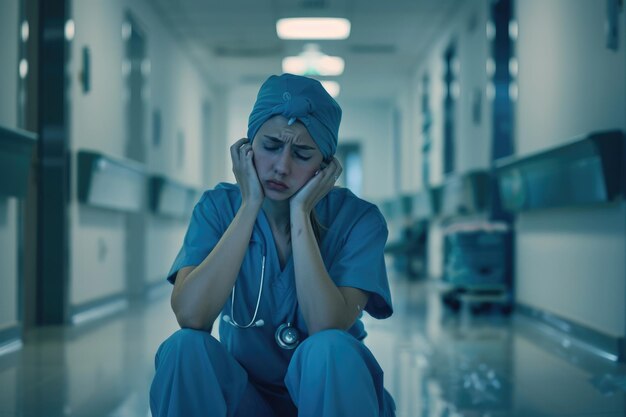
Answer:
[
  {"left": 239, "top": 74, "right": 270, "bottom": 84},
  {"left": 299, "top": 0, "right": 327, "bottom": 9},
  {"left": 349, "top": 44, "right": 396, "bottom": 54},
  {"left": 214, "top": 44, "right": 284, "bottom": 58}
]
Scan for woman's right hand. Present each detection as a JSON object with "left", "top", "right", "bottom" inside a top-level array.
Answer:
[{"left": 230, "top": 138, "right": 264, "bottom": 208}]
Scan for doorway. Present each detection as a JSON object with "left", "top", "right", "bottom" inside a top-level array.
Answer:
[
  {"left": 123, "top": 12, "right": 149, "bottom": 299},
  {"left": 335, "top": 143, "right": 363, "bottom": 197}
]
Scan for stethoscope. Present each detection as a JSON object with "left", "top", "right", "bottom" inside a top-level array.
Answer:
[{"left": 222, "top": 255, "right": 301, "bottom": 350}]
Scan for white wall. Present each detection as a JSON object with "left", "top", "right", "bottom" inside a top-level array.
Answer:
[
  {"left": 69, "top": 1, "right": 127, "bottom": 305},
  {"left": 396, "top": 87, "right": 421, "bottom": 194},
  {"left": 456, "top": 3, "right": 491, "bottom": 173},
  {"left": 145, "top": 217, "right": 187, "bottom": 286},
  {"left": 340, "top": 100, "right": 395, "bottom": 201},
  {"left": 70, "top": 208, "right": 127, "bottom": 305},
  {"left": 0, "top": 197, "right": 19, "bottom": 329},
  {"left": 225, "top": 83, "right": 259, "bottom": 183},
  {"left": 514, "top": 0, "right": 626, "bottom": 337},
  {"left": 517, "top": 0, "right": 626, "bottom": 155},
  {"left": 517, "top": 205, "right": 626, "bottom": 336},
  {"left": 203, "top": 87, "right": 229, "bottom": 190},
  {"left": 0, "top": 0, "right": 21, "bottom": 331},
  {"left": 68, "top": 0, "right": 221, "bottom": 307},
  {"left": 414, "top": 0, "right": 491, "bottom": 188},
  {"left": 0, "top": 0, "right": 18, "bottom": 129}
]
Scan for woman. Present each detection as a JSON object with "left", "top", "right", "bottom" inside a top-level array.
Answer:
[{"left": 150, "top": 74, "right": 395, "bottom": 417}]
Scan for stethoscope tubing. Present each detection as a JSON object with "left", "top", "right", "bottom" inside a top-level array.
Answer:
[
  {"left": 224, "top": 251, "right": 301, "bottom": 349},
  {"left": 226, "top": 255, "right": 266, "bottom": 328}
]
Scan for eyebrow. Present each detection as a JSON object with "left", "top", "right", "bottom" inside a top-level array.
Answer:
[{"left": 264, "top": 135, "right": 316, "bottom": 151}]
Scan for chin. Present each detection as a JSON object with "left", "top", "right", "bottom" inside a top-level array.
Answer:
[{"left": 263, "top": 188, "right": 293, "bottom": 201}]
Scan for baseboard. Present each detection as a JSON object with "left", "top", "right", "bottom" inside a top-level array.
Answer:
[
  {"left": 145, "top": 280, "right": 171, "bottom": 302},
  {"left": 0, "top": 324, "right": 23, "bottom": 357},
  {"left": 70, "top": 294, "right": 129, "bottom": 326},
  {"left": 516, "top": 302, "right": 625, "bottom": 362}
]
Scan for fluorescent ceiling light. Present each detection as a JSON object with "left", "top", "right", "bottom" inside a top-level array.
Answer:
[
  {"left": 320, "top": 81, "right": 340, "bottom": 98},
  {"left": 276, "top": 18, "right": 351, "bottom": 40},
  {"left": 282, "top": 43, "right": 344, "bottom": 76}
]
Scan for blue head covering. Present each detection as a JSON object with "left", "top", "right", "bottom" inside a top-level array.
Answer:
[{"left": 247, "top": 74, "right": 342, "bottom": 159}]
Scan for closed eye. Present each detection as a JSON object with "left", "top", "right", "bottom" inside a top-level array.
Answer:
[{"left": 263, "top": 137, "right": 314, "bottom": 161}]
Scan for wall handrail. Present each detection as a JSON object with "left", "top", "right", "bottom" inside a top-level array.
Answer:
[
  {"left": 77, "top": 149, "right": 148, "bottom": 212},
  {"left": 149, "top": 175, "right": 199, "bottom": 220},
  {"left": 495, "top": 130, "right": 625, "bottom": 212},
  {"left": 0, "top": 125, "right": 37, "bottom": 198}
]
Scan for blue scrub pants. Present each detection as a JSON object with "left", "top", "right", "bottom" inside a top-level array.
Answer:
[{"left": 150, "top": 328, "right": 395, "bottom": 417}]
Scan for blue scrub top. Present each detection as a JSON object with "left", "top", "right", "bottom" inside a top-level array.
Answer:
[{"left": 167, "top": 183, "right": 393, "bottom": 388}]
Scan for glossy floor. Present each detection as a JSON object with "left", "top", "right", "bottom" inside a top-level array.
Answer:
[{"left": 1, "top": 274, "right": 625, "bottom": 417}]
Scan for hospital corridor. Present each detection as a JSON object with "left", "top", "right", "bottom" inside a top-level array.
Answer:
[{"left": 1, "top": 1, "right": 626, "bottom": 416}]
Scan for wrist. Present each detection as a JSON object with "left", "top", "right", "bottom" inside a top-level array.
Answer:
[
  {"left": 289, "top": 203, "right": 309, "bottom": 218},
  {"left": 290, "top": 208, "right": 311, "bottom": 227},
  {"left": 240, "top": 200, "right": 262, "bottom": 216}
]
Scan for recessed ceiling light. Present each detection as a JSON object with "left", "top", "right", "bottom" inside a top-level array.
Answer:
[{"left": 276, "top": 17, "right": 351, "bottom": 40}]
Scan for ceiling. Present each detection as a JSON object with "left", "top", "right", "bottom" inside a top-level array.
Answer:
[{"left": 149, "top": 0, "right": 462, "bottom": 103}]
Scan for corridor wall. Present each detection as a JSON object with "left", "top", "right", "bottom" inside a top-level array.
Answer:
[
  {"left": 68, "top": 0, "right": 224, "bottom": 318},
  {"left": 400, "top": 0, "right": 626, "bottom": 346},
  {"left": 514, "top": 0, "right": 626, "bottom": 339},
  {"left": 0, "top": 0, "right": 21, "bottom": 337},
  {"left": 402, "top": 0, "right": 493, "bottom": 279}
]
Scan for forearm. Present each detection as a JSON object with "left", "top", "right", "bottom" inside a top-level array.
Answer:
[
  {"left": 171, "top": 203, "right": 260, "bottom": 329},
  {"left": 291, "top": 210, "right": 354, "bottom": 334}
]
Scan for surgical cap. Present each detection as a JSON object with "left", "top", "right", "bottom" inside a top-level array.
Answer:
[{"left": 247, "top": 74, "right": 342, "bottom": 159}]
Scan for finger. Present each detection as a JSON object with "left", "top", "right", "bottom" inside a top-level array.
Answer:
[
  {"left": 332, "top": 157, "right": 343, "bottom": 173},
  {"left": 233, "top": 137, "right": 249, "bottom": 148},
  {"left": 334, "top": 164, "right": 343, "bottom": 182},
  {"left": 321, "top": 160, "right": 341, "bottom": 183},
  {"left": 243, "top": 148, "right": 255, "bottom": 167},
  {"left": 231, "top": 138, "right": 247, "bottom": 161},
  {"left": 241, "top": 147, "right": 255, "bottom": 165},
  {"left": 231, "top": 138, "right": 249, "bottom": 153}
]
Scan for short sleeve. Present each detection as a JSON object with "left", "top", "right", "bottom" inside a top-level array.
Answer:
[
  {"left": 328, "top": 207, "right": 393, "bottom": 319},
  {"left": 166, "top": 192, "right": 225, "bottom": 284}
]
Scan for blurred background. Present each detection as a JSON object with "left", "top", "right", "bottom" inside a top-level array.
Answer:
[{"left": 0, "top": 0, "right": 625, "bottom": 416}]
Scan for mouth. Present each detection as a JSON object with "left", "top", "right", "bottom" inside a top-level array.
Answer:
[{"left": 266, "top": 179, "right": 289, "bottom": 192}]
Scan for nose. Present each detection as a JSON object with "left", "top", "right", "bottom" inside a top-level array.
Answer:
[{"left": 273, "top": 148, "right": 292, "bottom": 176}]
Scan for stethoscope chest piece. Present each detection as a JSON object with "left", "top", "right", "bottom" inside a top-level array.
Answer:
[{"left": 275, "top": 322, "right": 300, "bottom": 350}]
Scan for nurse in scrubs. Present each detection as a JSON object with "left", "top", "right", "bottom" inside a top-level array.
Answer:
[{"left": 150, "top": 74, "right": 396, "bottom": 417}]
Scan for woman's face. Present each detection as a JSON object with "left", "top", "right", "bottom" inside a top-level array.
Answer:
[{"left": 252, "top": 115, "right": 325, "bottom": 201}]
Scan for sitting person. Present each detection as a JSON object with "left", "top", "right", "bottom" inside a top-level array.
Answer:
[{"left": 150, "top": 73, "right": 396, "bottom": 417}]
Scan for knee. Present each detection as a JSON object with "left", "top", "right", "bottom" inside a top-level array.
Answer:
[
  {"left": 156, "top": 328, "right": 219, "bottom": 365},
  {"left": 287, "top": 329, "right": 381, "bottom": 391},
  {"left": 166, "top": 328, "right": 215, "bottom": 349},
  {"left": 301, "top": 329, "right": 356, "bottom": 351},
  {"left": 169, "top": 328, "right": 212, "bottom": 343},
  {"left": 293, "top": 329, "right": 361, "bottom": 366}
]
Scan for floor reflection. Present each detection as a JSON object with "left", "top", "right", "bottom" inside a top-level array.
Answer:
[
  {"left": 1, "top": 273, "right": 625, "bottom": 416},
  {"left": 365, "top": 273, "right": 626, "bottom": 417}
]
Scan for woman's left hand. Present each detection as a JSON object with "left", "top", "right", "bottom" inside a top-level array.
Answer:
[{"left": 290, "top": 157, "right": 343, "bottom": 214}]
